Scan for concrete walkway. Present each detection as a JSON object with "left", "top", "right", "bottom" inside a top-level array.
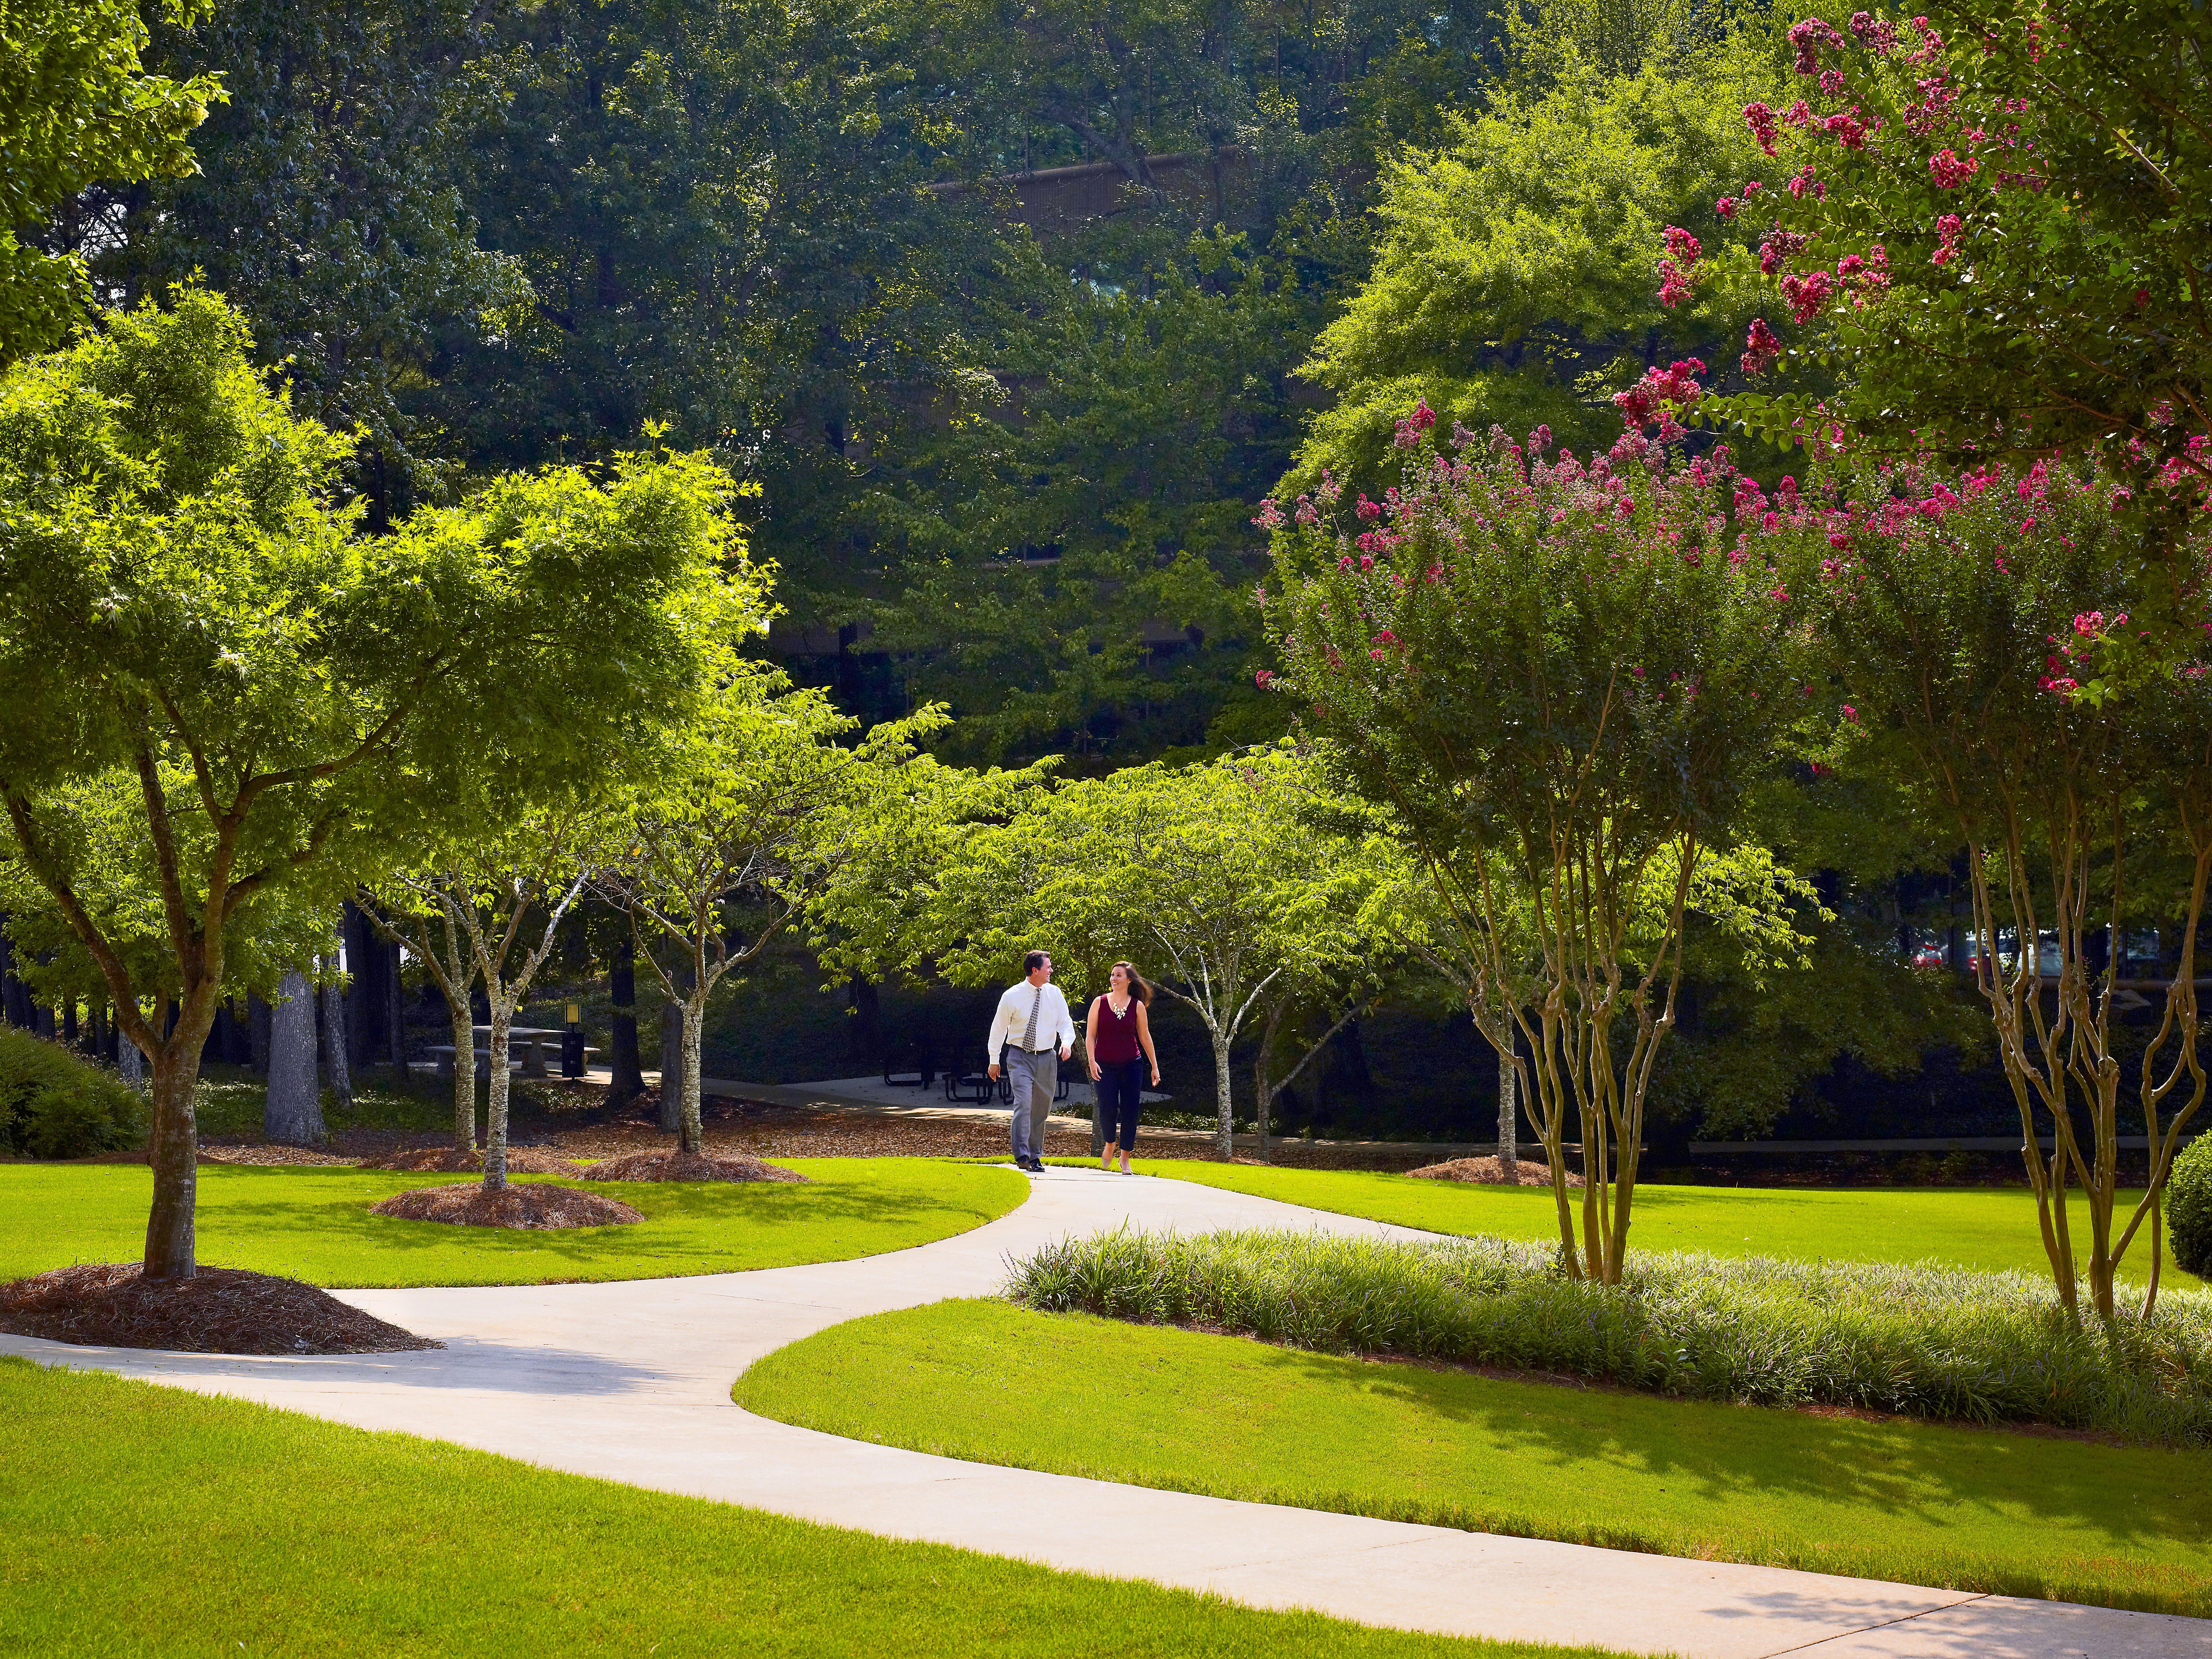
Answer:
[{"left": 6, "top": 1169, "right": 2202, "bottom": 1659}]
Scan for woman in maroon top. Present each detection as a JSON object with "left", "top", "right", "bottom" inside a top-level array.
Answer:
[{"left": 1085, "top": 961, "right": 1160, "bottom": 1173}]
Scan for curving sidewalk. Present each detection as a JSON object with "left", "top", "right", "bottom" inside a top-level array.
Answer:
[{"left": 7, "top": 1167, "right": 2204, "bottom": 1659}]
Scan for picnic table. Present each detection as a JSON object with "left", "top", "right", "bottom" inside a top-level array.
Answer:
[{"left": 428, "top": 1027, "right": 597, "bottom": 1079}]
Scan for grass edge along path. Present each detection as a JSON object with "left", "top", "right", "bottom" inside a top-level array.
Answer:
[
  {"left": 0, "top": 1159, "right": 1026, "bottom": 1289},
  {"left": 735, "top": 1298, "right": 2212, "bottom": 1621},
  {"left": 0, "top": 1355, "right": 1625, "bottom": 1659},
  {"left": 1074, "top": 1161, "right": 2201, "bottom": 1285}
]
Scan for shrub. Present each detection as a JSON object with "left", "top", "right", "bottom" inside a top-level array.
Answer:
[
  {"left": 2171, "top": 1136, "right": 2212, "bottom": 1280},
  {"left": 0, "top": 1028, "right": 145, "bottom": 1160},
  {"left": 1007, "top": 1228, "right": 2212, "bottom": 1446}
]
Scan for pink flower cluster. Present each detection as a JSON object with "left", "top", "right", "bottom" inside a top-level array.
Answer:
[
  {"left": 1780, "top": 269, "right": 1834, "bottom": 323},
  {"left": 1742, "top": 318, "right": 1783, "bottom": 376},
  {"left": 1612, "top": 359, "right": 1707, "bottom": 433},
  {"left": 1788, "top": 17, "right": 1844, "bottom": 74},
  {"left": 1744, "top": 101, "right": 1782, "bottom": 156},
  {"left": 1931, "top": 212, "right": 1963, "bottom": 266},
  {"left": 1392, "top": 401, "right": 1438, "bottom": 449},
  {"left": 1929, "top": 148, "right": 1980, "bottom": 188}
]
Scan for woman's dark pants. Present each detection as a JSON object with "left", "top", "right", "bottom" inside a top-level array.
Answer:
[{"left": 1097, "top": 1059, "right": 1144, "bottom": 1151}]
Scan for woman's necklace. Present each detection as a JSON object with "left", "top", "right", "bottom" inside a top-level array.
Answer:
[{"left": 1108, "top": 993, "right": 1131, "bottom": 1017}]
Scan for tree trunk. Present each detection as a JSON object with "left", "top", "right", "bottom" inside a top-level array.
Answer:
[
  {"left": 483, "top": 1001, "right": 513, "bottom": 1189},
  {"left": 321, "top": 953, "right": 353, "bottom": 1112},
  {"left": 247, "top": 993, "right": 272, "bottom": 1074},
  {"left": 142, "top": 1050, "right": 202, "bottom": 1280},
  {"left": 609, "top": 934, "right": 645, "bottom": 1105},
  {"left": 449, "top": 998, "right": 478, "bottom": 1151},
  {"left": 61, "top": 998, "right": 76, "bottom": 1046},
  {"left": 1497, "top": 1043, "right": 1519, "bottom": 1181},
  {"left": 679, "top": 996, "right": 707, "bottom": 1155},
  {"left": 265, "top": 969, "right": 324, "bottom": 1146},
  {"left": 658, "top": 999, "right": 687, "bottom": 1133},
  {"left": 119, "top": 1027, "right": 146, "bottom": 1089},
  {"left": 1211, "top": 1026, "right": 1234, "bottom": 1160},
  {"left": 386, "top": 937, "right": 406, "bottom": 1071}
]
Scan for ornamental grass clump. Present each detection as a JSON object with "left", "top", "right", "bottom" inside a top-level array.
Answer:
[{"left": 1008, "top": 1228, "right": 2212, "bottom": 1446}]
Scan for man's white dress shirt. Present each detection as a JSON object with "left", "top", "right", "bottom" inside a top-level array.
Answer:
[{"left": 985, "top": 979, "right": 1076, "bottom": 1062}]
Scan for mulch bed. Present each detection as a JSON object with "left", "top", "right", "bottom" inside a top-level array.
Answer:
[
  {"left": 369, "top": 1182, "right": 643, "bottom": 1229},
  {"left": 1406, "top": 1155, "right": 1584, "bottom": 1188},
  {"left": 577, "top": 1148, "right": 809, "bottom": 1184},
  {"left": 0, "top": 1262, "right": 440, "bottom": 1355},
  {"left": 357, "top": 1146, "right": 586, "bottom": 1176}
]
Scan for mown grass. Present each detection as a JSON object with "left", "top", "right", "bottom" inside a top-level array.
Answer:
[
  {"left": 1009, "top": 1229, "right": 2212, "bottom": 1445},
  {"left": 1099, "top": 1162, "right": 2203, "bottom": 1286},
  {"left": 735, "top": 1298, "right": 2212, "bottom": 1619},
  {"left": 0, "top": 1356, "right": 1613, "bottom": 1659},
  {"left": 0, "top": 1159, "right": 1024, "bottom": 1288}
]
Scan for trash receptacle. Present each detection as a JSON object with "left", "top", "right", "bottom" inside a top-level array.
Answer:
[{"left": 561, "top": 1002, "right": 585, "bottom": 1079}]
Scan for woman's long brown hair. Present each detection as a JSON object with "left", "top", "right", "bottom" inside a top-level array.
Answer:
[{"left": 1108, "top": 961, "right": 1152, "bottom": 1005}]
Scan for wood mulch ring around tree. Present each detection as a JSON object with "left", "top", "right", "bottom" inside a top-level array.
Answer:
[
  {"left": 576, "top": 1149, "right": 810, "bottom": 1184},
  {"left": 369, "top": 1183, "right": 644, "bottom": 1229},
  {"left": 0, "top": 1263, "right": 440, "bottom": 1355},
  {"left": 356, "top": 1146, "right": 587, "bottom": 1176},
  {"left": 1405, "top": 1155, "right": 1584, "bottom": 1188}
]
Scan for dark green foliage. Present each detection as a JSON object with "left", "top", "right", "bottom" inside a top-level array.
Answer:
[
  {"left": 1009, "top": 1228, "right": 2212, "bottom": 1444},
  {"left": 2171, "top": 1136, "right": 2212, "bottom": 1280},
  {"left": 0, "top": 0, "right": 219, "bottom": 360},
  {"left": 0, "top": 1029, "right": 143, "bottom": 1159}
]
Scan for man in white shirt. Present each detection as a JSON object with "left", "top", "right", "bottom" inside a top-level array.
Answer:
[{"left": 985, "top": 950, "right": 1075, "bottom": 1172}]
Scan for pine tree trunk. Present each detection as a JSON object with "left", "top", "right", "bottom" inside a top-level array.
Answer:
[
  {"left": 483, "top": 1002, "right": 512, "bottom": 1189},
  {"left": 658, "top": 999, "right": 686, "bottom": 1133},
  {"left": 321, "top": 953, "right": 353, "bottom": 1111},
  {"left": 386, "top": 937, "right": 406, "bottom": 1070},
  {"left": 265, "top": 969, "right": 324, "bottom": 1145},
  {"left": 609, "top": 935, "right": 644, "bottom": 1104}
]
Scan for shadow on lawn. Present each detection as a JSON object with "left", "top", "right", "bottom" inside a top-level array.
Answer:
[{"left": 1248, "top": 1335, "right": 2206, "bottom": 1551}]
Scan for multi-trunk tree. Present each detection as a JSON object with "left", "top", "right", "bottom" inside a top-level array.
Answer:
[
  {"left": 1795, "top": 454, "right": 2212, "bottom": 1321},
  {"left": 595, "top": 667, "right": 946, "bottom": 1154},
  {"left": 1267, "top": 388, "right": 1803, "bottom": 1280},
  {"left": 0, "top": 291, "right": 740, "bottom": 1278}
]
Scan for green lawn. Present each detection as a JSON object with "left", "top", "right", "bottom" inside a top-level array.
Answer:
[
  {"left": 736, "top": 1298, "right": 2212, "bottom": 1619},
  {"left": 0, "top": 1356, "right": 1614, "bottom": 1659},
  {"left": 1091, "top": 1162, "right": 2202, "bottom": 1285},
  {"left": 0, "top": 1159, "right": 1024, "bottom": 1288}
]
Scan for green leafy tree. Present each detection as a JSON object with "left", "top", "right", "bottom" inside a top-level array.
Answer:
[
  {"left": 0, "top": 0, "right": 219, "bottom": 359},
  {"left": 0, "top": 291, "right": 738, "bottom": 1278},
  {"left": 1282, "top": 34, "right": 1785, "bottom": 497},
  {"left": 595, "top": 668, "right": 949, "bottom": 1154},
  {"left": 1790, "top": 453, "right": 2212, "bottom": 1321},
  {"left": 924, "top": 745, "right": 1378, "bottom": 1157},
  {"left": 1267, "top": 397, "right": 1802, "bottom": 1281},
  {"left": 87, "top": 0, "right": 525, "bottom": 522}
]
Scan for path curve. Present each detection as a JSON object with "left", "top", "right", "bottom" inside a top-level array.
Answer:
[{"left": 6, "top": 1167, "right": 2202, "bottom": 1659}]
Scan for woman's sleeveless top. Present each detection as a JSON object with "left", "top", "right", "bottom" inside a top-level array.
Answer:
[{"left": 1092, "top": 996, "right": 1142, "bottom": 1064}]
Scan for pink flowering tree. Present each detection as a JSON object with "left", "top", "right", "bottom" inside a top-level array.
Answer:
[
  {"left": 1261, "top": 388, "right": 1801, "bottom": 1283},
  {"left": 1659, "top": 5, "right": 2210, "bottom": 607},
  {"left": 1786, "top": 456, "right": 2212, "bottom": 1322}
]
